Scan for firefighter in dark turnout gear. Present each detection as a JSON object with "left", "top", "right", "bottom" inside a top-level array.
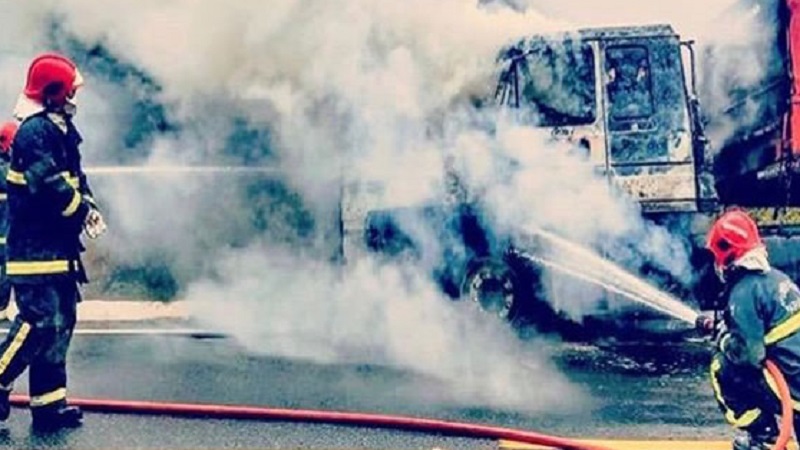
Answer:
[
  {"left": 0, "top": 122, "right": 18, "bottom": 321},
  {"left": 700, "top": 208, "right": 800, "bottom": 450},
  {"left": 0, "top": 53, "right": 106, "bottom": 431}
]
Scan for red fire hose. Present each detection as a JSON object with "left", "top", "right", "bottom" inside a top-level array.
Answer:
[
  {"left": 2, "top": 364, "right": 791, "bottom": 450},
  {"left": 8, "top": 394, "right": 612, "bottom": 450},
  {"left": 0, "top": 366, "right": 789, "bottom": 450},
  {"left": 766, "top": 360, "right": 794, "bottom": 450}
]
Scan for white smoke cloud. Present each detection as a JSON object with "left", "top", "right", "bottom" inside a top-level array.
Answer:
[
  {"left": 187, "top": 243, "right": 586, "bottom": 412},
  {"left": 447, "top": 120, "right": 697, "bottom": 318},
  {"left": 526, "top": 0, "right": 737, "bottom": 35},
  {"left": 694, "top": 0, "right": 783, "bottom": 148}
]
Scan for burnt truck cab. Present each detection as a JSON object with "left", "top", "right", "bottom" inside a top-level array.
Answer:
[
  {"left": 351, "top": 25, "right": 719, "bottom": 341},
  {"left": 494, "top": 24, "right": 716, "bottom": 214}
]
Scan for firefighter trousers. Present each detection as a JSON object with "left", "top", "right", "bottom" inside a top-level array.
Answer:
[
  {"left": 0, "top": 281, "right": 78, "bottom": 412},
  {"left": 711, "top": 353, "right": 800, "bottom": 435}
]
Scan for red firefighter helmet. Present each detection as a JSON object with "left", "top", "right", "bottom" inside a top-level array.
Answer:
[
  {"left": 0, "top": 121, "right": 18, "bottom": 154},
  {"left": 22, "top": 53, "right": 84, "bottom": 105},
  {"left": 706, "top": 208, "right": 763, "bottom": 270}
]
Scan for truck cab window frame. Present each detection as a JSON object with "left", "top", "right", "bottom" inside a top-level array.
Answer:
[
  {"left": 501, "top": 41, "right": 597, "bottom": 128},
  {"left": 604, "top": 45, "right": 655, "bottom": 122}
]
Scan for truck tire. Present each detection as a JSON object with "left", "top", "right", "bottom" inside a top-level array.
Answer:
[{"left": 460, "top": 258, "right": 519, "bottom": 321}]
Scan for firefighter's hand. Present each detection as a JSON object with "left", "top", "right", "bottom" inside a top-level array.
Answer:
[{"left": 84, "top": 209, "right": 107, "bottom": 239}]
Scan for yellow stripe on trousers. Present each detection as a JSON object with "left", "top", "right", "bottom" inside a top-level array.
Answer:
[
  {"left": 709, "top": 357, "right": 761, "bottom": 428},
  {"left": 30, "top": 388, "right": 67, "bottom": 407},
  {"left": 764, "top": 367, "right": 800, "bottom": 411},
  {"left": 0, "top": 322, "right": 30, "bottom": 376}
]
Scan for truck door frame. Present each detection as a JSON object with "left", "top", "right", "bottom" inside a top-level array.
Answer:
[{"left": 500, "top": 39, "right": 609, "bottom": 167}]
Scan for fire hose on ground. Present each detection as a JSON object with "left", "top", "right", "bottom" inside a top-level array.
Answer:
[
  {"left": 7, "top": 394, "right": 612, "bottom": 450},
  {"left": 2, "top": 363, "right": 792, "bottom": 450},
  {"left": 0, "top": 335, "right": 792, "bottom": 447}
]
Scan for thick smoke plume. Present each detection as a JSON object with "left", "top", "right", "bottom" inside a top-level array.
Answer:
[{"left": 0, "top": 0, "right": 755, "bottom": 411}]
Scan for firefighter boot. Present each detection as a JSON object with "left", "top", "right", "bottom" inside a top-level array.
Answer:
[
  {"left": 31, "top": 405, "right": 82, "bottom": 431},
  {"left": 732, "top": 416, "right": 778, "bottom": 450}
]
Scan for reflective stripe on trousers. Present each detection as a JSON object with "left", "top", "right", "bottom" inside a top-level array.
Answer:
[
  {"left": 30, "top": 388, "right": 66, "bottom": 408},
  {"left": 0, "top": 322, "right": 30, "bottom": 377},
  {"left": 710, "top": 357, "right": 762, "bottom": 428}
]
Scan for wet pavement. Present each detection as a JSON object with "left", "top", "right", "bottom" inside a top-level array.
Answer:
[{"left": 0, "top": 328, "right": 730, "bottom": 449}]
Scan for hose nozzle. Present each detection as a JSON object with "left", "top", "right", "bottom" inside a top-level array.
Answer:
[{"left": 695, "top": 314, "right": 715, "bottom": 334}]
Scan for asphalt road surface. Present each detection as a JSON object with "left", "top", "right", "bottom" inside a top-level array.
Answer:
[{"left": 0, "top": 326, "right": 730, "bottom": 449}]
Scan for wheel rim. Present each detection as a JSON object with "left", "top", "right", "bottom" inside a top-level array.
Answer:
[{"left": 467, "top": 266, "right": 515, "bottom": 319}]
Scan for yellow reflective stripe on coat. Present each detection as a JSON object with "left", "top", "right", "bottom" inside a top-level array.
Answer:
[
  {"left": 6, "top": 170, "right": 25, "bottom": 185},
  {"left": 6, "top": 260, "right": 70, "bottom": 275},
  {"left": 0, "top": 237, "right": 7, "bottom": 245},
  {"left": 30, "top": 388, "right": 67, "bottom": 407},
  {"left": 62, "top": 190, "right": 81, "bottom": 217},
  {"left": 0, "top": 194, "right": 7, "bottom": 201},
  {"left": 0, "top": 322, "right": 30, "bottom": 376},
  {"left": 710, "top": 358, "right": 761, "bottom": 427},
  {"left": 765, "top": 311, "right": 800, "bottom": 345}
]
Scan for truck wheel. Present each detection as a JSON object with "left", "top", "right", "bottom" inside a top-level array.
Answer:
[{"left": 460, "top": 258, "right": 519, "bottom": 321}]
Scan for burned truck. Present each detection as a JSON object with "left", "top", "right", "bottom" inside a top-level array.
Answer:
[{"left": 349, "top": 24, "right": 718, "bottom": 340}]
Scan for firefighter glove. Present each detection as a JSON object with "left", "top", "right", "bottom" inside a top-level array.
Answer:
[{"left": 84, "top": 209, "right": 106, "bottom": 239}]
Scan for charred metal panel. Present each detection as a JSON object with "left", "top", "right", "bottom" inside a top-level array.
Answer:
[{"left": 610, "top": 164, "right": 698, "bottom": 203}]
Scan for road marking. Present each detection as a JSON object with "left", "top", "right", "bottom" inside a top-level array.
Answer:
[
  {"left": 500, "top": 439, "right": 799, "bottom": 450},
  {"left": 0, "top": 328, "right": 225, "bottom": 337},
  {"left": 85, "top": 166, "right": 281, "bottom": 175},
  {"left": 2, "top": 300, "right": 190, "bottom": 322}
]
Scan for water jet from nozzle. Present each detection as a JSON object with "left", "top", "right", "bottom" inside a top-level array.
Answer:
[{"left": 517, "top": 227, "right": 701, "bottom": 325}]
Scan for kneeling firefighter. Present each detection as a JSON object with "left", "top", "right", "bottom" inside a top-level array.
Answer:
[
  {"left": 0, "top": 52, "right": 106, "bottom": 431},
  {"left": 698, "top": 208, "right": 800, "bottom": 450}
]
